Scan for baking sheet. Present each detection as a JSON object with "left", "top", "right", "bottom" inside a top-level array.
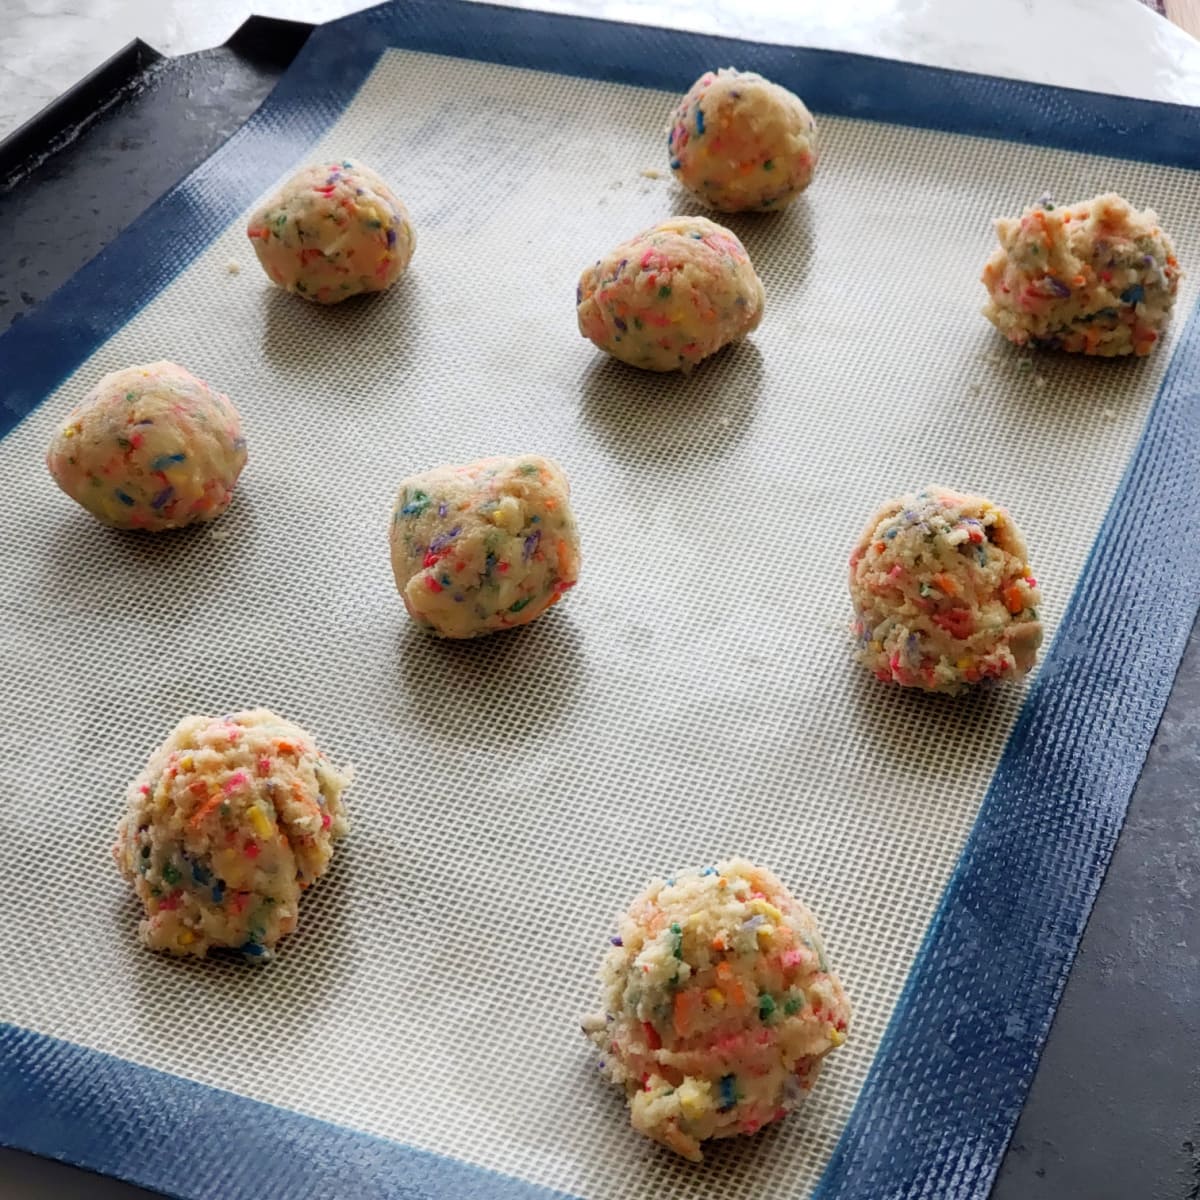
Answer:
[{"left": 1, "top": 18, "right": 1199, "bottom": 1200}]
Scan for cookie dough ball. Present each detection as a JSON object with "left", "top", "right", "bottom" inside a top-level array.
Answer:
[
  {"left": 114, "top": 709, "right": 351, "bottom": 960},
  {"left": 583, "top": 860, "right": 850, "bottom": 1162},
  {"left": 389, "top": 455, "right": 580, "bottom": 638},
  {"left": 668, "top": 68, "right": 819, "bottom": 213},
  {"left": 982, "top": 192, "right": 1180, "bottom": 356},
  {"left": 576, "top": 216, "right": 764, "bottom": 372},
  {"left": 246, "top": 159, "right": 415, "bottom": 303},
  {"left": 849, "top": 487, "right": 1042, "bottom": 693},
  {"left": 46, "top": 361, "right": 247, "bottom": 531}
]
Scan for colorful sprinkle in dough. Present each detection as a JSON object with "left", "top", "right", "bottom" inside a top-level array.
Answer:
[
  {"left": 982, "top": 192, "right": 1180, "bottom": 356},
  {"left": 576, "top": 216, "right": 765, "bottom": 372},
  {"left": 667, "top": 68, "right": 819, "bottom": 213},
  {"left": 246, "top": 159, "right": 415, "bottom": 303},
  {"left": 849, "top": 487, "right": 1043, "bottom": 693},
  {"left": 45, "top": 361, "right": 247, "bottom": 531},
  {"left": 113, "top": 709, "right": 351, "bottom": 960},
  {"left": 389, "top": 455, "right": 580, "bottom": 638},
  {"left": 582, "top": 859, "right": 851, "bottom": 1163}
]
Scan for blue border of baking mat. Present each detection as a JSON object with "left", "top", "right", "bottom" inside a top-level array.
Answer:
[{"left": 2, "top": 2, "right": 1199, "bottom": 1197}]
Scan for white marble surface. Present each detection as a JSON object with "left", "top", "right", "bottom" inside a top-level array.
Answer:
[
  {"left": 0, "top": 2, "right": 1198, "bottom": 1199},
  {"left": 3, "top": 0, "right": 1200, "bottom": 142}
]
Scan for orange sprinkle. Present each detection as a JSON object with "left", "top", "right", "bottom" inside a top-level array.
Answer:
[
  {"left": 673, "top": 989, "right": 703, "bottom": 1037},
  {"left": 932, "top": 572, "right": 959, "bottom": 597},
  {"left": 189, "top": 791, "right": 224, "bottom": 828},
  {"left": 1003, "top": 583, "right": 1025, "bottom": 614},
  {"left": 275, "top": 740, "right": 298, "bottom": 755}
]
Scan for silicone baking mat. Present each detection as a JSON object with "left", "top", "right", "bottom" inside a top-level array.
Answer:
[{"left": 2, "top": 3, "right": 1199, "bottom": 1198}]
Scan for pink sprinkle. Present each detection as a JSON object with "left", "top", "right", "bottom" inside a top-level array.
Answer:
[
  {"left": 223, "top": 771, "right": 248, "bottom": 795},
  {"left": 257, "top": 756, "right": 271, "bottom": 777},
  {"left": 321, "top": 812, "right": 331, "bottom": 829}
]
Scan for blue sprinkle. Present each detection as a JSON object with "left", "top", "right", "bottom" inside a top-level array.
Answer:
[
  {"left": 695, "top": 105, "right": 705, "bottom": 135},
  {"left": 485, "top": 553, "right": 497, "bottom": 573},
  {"left": 438, "top": 501, "right": 448, "bottom": 517},
  {"left": 342, "top": 160, "right": 353, "bottom": 168},
  {"left": 718, "top": 1075, "right": 737, "bottom": 1111},
  {"left": 530, "top": 515, "right": 540, "bottom": 524},
  {"left": 669, "top": 158, "right": 681, "bottom": 170},
  {"left": 114, "top": 490, "right": 135, "bottom": 506},
  {"left": 665, "top": 877, "right": 675, "bottom": 887},
  {"left": 614, "top": 317, "right": 627, "bottom": 332},
  {"left": 211, "top": 882, "right": 225, "bottom": 903},
  {"left": 440, "top": 574, "right": 450, "bottom": 586},
  {"left": 240, "top": 941, "right": 266, "bottom": 958},
  {"left": 151, "top": 453, "right": 186, "bottom": 471},
  {"left": 191, "top": 863, "right": 212, "bottom": 885},
  {"left": 701, "top": 867, "right": 717, "bottom": 876},
  {"left": 609, "top": 936, "right": 623, "bottom": 946},
  {"left": 1121, "top": 284, "right": 1145, "bottom": 305},
  {"left": 523, "top": 531, "right": 541, "bottom": 561},
  {"left": 150, "top": 486, "right": 174, "bottom": 511},
  {"left": 387, "top": 227, "right": 397, "bottom": 247},
  {"left": 691, "top": 232, "right": 703, "bottom": 239},
  {"left": 575, "top": 284, "right": 583, "bottom": 305}
]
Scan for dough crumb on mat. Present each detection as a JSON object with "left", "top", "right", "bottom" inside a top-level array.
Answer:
[
  {"left": 668, "top": 68, "right": 818, "bottom": 213},
  {"left": 246, "top": 159, "right": 415, "bottom": 303},
  {"left": 576, "top": 215, "right": 764, "bottom": 372},
  {"left": 582, "top": 859, "right": 850, "bottom": 1163},
  {"left": 389, "top": 454, "right": 580, "bottom": 638},
  {"left": 46, "top": 360, "right": 246, "bottom": 532},
  {"left": 981, "top": 192, "right": 1179, "bottom": 356},
  {"left": 114, "top": 709, "right": 351, "bottom": 960},
  {"left": 849, "top": 486, "right": 1042, "bottom": 693}
]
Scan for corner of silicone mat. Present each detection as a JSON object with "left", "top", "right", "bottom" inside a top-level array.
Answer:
[
  {"left": 812, "top": 298, "right": 1200, "bottom": 1198},
  {"left": 0, "top": 1023, "right": 576, "bottom": 1200},
  {"left": 0, "top": 20, "right": 387, "bottom": 441}
]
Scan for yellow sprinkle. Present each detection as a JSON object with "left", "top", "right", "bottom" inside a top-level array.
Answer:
[
  {"left": 955, "top": 657, "right": 973, "bottom": 671},
  {"left": 749, "top": 899, "right": 783, "bottom": 922},
  {"left": 179, "top": 756, "right": 194, "bottom": 771},
  {"left": 248, "top": 807, "right": 273, "bottom": 839},
  {"left": 677, "top": 1079, "right": 710, "bottom": 1120},
  {"left": 829, "top": 1027, "right": 846, "bottom": 1047},
  {"left": 177, "top": 930, "right": 194, "bottom": 946},
  {"left": 488, "top": 495, "right": 524, "bottom": 533},
  {"left": 756, "top": 926, "right": 774, "bottom": 947},
  {"left": 705, "top": 987, "right": 725, "bottom": 1010},
  {"left": 62, "top": 426, "right": 75, "bottom": 439}
]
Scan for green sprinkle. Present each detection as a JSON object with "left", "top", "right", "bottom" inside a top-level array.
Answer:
[
  {"left": 401, "top": 489, "right": 430, "bottom": 517},
  {"left": 520, "top": 464, "right": 539, "bottom": 475},
  {"left": 658, "top": 285, "right": 672, "bottom": 298},
  {"left": 784, "top": 994, "right": 803, "bottom": 1016},
  {"left": 763, "top": 159, "right": 775, "bottom": 171},
  {"left": 161, "top": 864, "right": 181, "bottom": 886},
  {"left": 758, "top": 994, "right": 776, "bottom": 1021},
  {"left": 633, "top": 317, "right": 643, "bottom": 330},
  {"left": 508, "top": 597, "right": 532, "bottom": 613},
  {"left": 670, "top": 922, "right": 683, "bottom": 960}
]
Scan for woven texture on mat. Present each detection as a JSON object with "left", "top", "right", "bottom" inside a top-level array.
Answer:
[{"left": 0, "top": 49, "right": 1197, "bottom": 1200}]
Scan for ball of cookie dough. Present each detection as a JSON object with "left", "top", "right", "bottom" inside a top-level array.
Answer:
[
  {"left": 45, "top": 361, "right": 247, "bottom": 531},
  {"left": 849, "top": 487, "right": 1042, "bottom": 693},
  {"left": 576, "top": 216, "right": 764, "bottom": 372},
  {"left": 981, "top": 192, "right": 1180, "bottom": 356},
  {"left": 389, "top": 455, "right": 580, "bottom": 638},
  {"left": 668, "top": 68, "right": 819, "bottom": 213},
  {"left": 113, "top": 709, "right": 351, "bottom": 960},
  {"left": 246, "top": 159, "right": 415, "bottom": 303},
  {"left": 583, "top": 859, "right": 850, "bottom": 1163}
]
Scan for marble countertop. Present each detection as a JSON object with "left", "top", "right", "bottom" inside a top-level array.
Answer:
[{"left": 3, "top": 0, "right": 1200, "bottom": 146}]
